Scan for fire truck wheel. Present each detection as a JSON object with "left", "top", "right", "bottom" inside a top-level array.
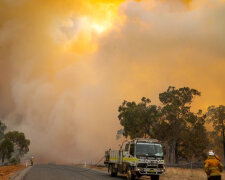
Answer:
[
  {"left": 108, "top": 165, "right": 117, "bottom": 177},
  {"left": 126, "top": 167, "right": 135, "bottom": 180},
  {"left": 150, "top": 175, "right": 159, "bottom": 180}
]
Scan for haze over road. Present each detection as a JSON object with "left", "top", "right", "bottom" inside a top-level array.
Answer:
[{"left": 24, "top": 164, "right": 127, "bottom": 180}]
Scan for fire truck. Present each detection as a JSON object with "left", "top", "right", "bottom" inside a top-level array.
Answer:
[{"left": 104, "top": 138, "right": 165, "bottom": 180}]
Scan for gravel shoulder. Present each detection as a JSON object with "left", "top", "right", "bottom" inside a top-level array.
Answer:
[{"left": 0, "top": 165, "right": 26, "bottom": 180}]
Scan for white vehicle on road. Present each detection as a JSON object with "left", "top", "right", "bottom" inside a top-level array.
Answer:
[{"left": 104, "top": 138, "right": 165, "bottom": 180}]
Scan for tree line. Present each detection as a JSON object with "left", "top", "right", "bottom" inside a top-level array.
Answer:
[
  {"left": 117, "top": 86, "right": 225, "bottom": 164},
  {"left": 0, "top": 121, "right": 30, "bottom": 165}
]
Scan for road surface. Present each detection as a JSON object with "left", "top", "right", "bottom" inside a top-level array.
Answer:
[{"left": 23, "top": 164, "right": 128, "bottom": 180}]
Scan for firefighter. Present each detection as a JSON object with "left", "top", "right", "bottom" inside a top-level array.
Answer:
[
  {"left": 204, "top": 151, "right": 223, "bottom": 180},
  {"left": 30, "top": 156, "right": 34, "bottom": 166}
]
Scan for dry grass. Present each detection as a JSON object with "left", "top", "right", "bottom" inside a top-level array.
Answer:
[
  {"left": 0, "top": 165, "right": 25, "bottom": 180},
  {"left": 159, "top": 167, "right": 206, "bottom": 180},
  {"left": 151, "top": 167, "right": 225, "bottom": 180}
]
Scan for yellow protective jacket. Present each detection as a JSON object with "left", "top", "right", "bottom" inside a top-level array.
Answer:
[{"left": 204, "top": 156, "right": 223, "bottom": 176}]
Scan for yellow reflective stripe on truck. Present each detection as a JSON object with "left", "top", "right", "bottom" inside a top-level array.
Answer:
[{"left": 122, "top": 158, "right": 138, "bottom": 162}]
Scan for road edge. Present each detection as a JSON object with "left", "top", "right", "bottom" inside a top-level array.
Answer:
[
  {"left": 86, "top": 167, "right": 108, "bottom": 174},
  {"left": 10, "top": 166, "right": 32, "bottom": 180}
]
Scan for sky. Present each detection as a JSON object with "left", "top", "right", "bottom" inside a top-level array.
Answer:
[{"left": 0, "top": 0, "right": 224, "bottom": 163}]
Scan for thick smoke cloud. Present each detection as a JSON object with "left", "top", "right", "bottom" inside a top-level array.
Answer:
[{"left": 0, "top": 0, "right": 224, "bottom": 163}]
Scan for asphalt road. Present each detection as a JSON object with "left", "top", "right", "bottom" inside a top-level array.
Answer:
[{"left": 23, "top": 164, "right": 128, "bottom": 180}]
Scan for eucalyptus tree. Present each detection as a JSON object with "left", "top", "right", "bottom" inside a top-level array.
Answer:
[
  {"left": 206, "top": 105, "right": 225, "bottom": 160},
  {"left": 0, "top": 121, "right": 30, "bottom": 165},
  {"left": 118, "top": 97, "right": 161, "bottom": 139},
  {"left": 158, "top": 86, "right": 202, "bottom": 163},
  {"left": 0, "top": 138, "right": 14, "bottom": 165},
  {"left": 5, "top": 131, "right": 30, "bottom": 157}
]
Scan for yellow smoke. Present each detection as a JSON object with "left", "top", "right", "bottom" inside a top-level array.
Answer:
[{"left": 0, "top": 0, "right": 224, "bottom": 163}]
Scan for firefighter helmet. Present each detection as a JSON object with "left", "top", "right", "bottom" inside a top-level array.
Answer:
[{"left": 208, "top": 150, "right": 215, "bottom": 156}]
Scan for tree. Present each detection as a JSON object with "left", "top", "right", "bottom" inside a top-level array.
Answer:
[
  {"left": 117, "top": 86, "right": 209, "bottom": 164},
  {"left": 0, "top": 121, "right": 30, "bottom": 165},
  {"left": 5, "top": 131, "right": 30, "bottom": 156},
  {"left": 118, "top": 97, "right": 161, "bottom": 139},
  {"left": 0, "top": 139, "right": 14, "bottom": 165},
  {"left": 158, "top": 86, "right": 201, "bottom": 163},
  {"left": 206, "top": 105, "right": 225, "bottom": 160},
  {"left": 178, "top": 111, "right": 208, "bottom": 161}
]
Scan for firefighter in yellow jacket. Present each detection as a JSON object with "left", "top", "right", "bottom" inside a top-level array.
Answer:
[
  {"left": 30, "top": 156, "right": 34, "bottom": 166},
  {"left": 204, "top": 151, "right": 223, "bottom": 180}
]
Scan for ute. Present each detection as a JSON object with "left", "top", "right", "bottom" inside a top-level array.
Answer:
[{"left": 104, "top": 138, "right": 165, "bottom": 180}]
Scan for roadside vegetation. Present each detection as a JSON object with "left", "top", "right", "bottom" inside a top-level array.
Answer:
[
  {"left": 117, "top": 86, "right": 225, "bottom": 164},
  {"left": 0, "top": 121, "right": 30, "bottom": 165}
]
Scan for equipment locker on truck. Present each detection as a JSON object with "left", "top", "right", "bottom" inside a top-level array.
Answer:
[{"left": 104, "top": 138, "right": 165, "bottom": 180}]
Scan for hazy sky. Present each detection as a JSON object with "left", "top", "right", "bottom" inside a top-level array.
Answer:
[{"left": 0, "top": 0, "right": 224, "bottom": 163}]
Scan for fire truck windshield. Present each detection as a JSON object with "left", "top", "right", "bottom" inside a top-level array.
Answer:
[{"left": 136, "top": 143, "right": 163, "bottom": 157}]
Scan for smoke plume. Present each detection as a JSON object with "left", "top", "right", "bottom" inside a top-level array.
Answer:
[{"left": 0, "top": 0, "right": 224, "bottom": 163}]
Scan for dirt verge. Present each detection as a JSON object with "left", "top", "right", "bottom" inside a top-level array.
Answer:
[{"left": 0, "top": 165, "right": 26, "bottom": 180}]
